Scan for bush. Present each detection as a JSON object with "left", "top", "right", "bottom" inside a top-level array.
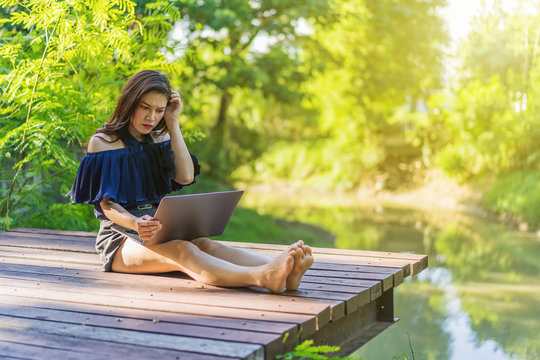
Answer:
[{"left": 483, "top": 170, "right": 540, "bottom": 227}]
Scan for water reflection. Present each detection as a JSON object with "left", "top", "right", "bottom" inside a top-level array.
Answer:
[{"left": 242, "top": 193, "right": 540, "bottom": 360}]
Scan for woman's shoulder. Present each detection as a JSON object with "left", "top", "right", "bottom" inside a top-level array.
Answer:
[{"left": 87, "top": 133, "right": 125, "bottom": 153}]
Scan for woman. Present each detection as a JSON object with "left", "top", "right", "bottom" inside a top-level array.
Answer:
[{"left": 68, "top": 70, "right": 313, "bottom": 293}]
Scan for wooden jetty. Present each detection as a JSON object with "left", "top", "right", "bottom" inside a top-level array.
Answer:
[{"left": 0, "top": 228, "right": 427, "bottom": 359}]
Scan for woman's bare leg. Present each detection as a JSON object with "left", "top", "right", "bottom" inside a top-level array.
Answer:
[
  {"left": 111, "top": 238, "right": 294, "bottom": 293},
  {"left": 191, "top": 238, "right": 298, "bottom": 266},
  {"left": 191, "top": 238, "right": 314, "bottom": 290}
]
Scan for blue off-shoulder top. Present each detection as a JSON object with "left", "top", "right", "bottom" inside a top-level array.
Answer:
[{"left": 67, "top": 131, "right": 200, "bottom": 218}]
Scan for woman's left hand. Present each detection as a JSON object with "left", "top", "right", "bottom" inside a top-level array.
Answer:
[{"left": 164, "top": 90, "right": 183, "bottom": 129}]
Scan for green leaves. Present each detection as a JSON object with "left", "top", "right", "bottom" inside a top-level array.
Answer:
[
  {"left": 0, "top": 0, "right": 190, "bottom": 229},
  {"left": 276, "top": 339, "right": 360, "bottom": 360}
]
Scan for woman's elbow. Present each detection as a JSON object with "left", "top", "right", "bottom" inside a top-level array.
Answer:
[{"left": 175, "top": 174, "right": 194, "bottom": 185}]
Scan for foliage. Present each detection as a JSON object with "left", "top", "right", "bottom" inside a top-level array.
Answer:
[
  {"left": 169, "top": 0, "right": 336, "bottom": 179},
  {"left": 391, "top": 332, "right": 416, "bottom": 360},
  {"left": 483, "top": 170, "right": 540, "bottom": 227},
  {"left": 0, "top": 0, "right": 189, "bottom": 230},
  {"left": 23, "top": 203, "right": 98, "bottom": 232},
  {"left": 3, "top": 0, "right": 540, "bottom": 231},
  {"left": 276, "top": 340, "right": 356, "bottom": 360},
  {"left": 276, "top": 337, "right": 418, "bottom": 360},
  {"left": 236, "top": 0, "right": 448, "bottom": 190},
  {"left": 409, "top": 1, "right": 540, "bottom": 180},
  {"left": 387, "top": 0, "right": 540, "bottom": 225}
]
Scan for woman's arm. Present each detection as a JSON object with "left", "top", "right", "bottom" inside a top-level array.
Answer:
[
  {"left": 100, "top": 196, "right": 162, "bottom": 241},
  {"left": 164, "top": 90, "right": 195, "bottom": 185}
]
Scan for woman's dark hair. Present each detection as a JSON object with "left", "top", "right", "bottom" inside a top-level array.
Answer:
[{"left": 96, "top": 70, "right": 171, "bottom": 141}]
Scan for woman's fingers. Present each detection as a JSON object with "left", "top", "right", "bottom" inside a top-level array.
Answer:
[
  {"left": 168, "top": 91, "right": 182, "bottom": 109},
  {"left": 136, "top": 216, "right": 162, "bottom": 240}
]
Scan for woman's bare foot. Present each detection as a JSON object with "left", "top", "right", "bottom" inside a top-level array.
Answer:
[
  {"left": 286, "top": 241, "right": 314, "bottom": 291},
  {"left": 257, "top": 250, "right": 294, "bottom": 293}
]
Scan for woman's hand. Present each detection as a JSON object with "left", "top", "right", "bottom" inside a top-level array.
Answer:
[
  {"left": 164, "top": 90, "right": 183, "bottom": 129},
  {"left": 135, "top": 215, "right": 162, "bottom": 242}
]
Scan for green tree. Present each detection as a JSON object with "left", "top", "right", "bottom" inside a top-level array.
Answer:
[
  {"left": 410, "top": 0, "right": 540, "bottom": 182},
  {"left": 171, "top": 0, "right": 335, "bottom": 178},
  {"left": 240, "top": 0, "right": 448, "bottom": 190}
]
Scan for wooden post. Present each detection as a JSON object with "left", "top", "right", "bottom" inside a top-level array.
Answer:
[{"left": 376, "top": 288, "right": 395, "bottom": 322}]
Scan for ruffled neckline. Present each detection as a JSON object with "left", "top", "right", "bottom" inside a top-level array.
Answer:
[
  {"left": 85, "top": 131, "right": 165, "bottom": 156},
  {"left": 67, "top": 130, "right": 200, "bottom": 218},
  {"left": 121, "top": 130, "right": 155, "bottom": 147}
]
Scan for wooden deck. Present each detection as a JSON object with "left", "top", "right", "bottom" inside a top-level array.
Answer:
[{"left": 0, "top": 228, "right": 427, "bottom": 360}]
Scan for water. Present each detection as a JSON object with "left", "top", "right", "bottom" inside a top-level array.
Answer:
[{"left": 242, "top": 193, "right": 540, "bottom": 360}]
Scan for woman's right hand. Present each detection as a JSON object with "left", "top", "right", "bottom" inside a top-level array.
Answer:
[{"left": 135, "top": 215, "right": 162, "bottom": 242}]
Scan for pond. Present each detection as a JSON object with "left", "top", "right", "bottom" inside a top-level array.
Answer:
[{"left": 241, "top": 192, "right": 540, "bottom": 360}]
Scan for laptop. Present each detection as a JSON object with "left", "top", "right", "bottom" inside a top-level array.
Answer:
[{"left": 111, "top": 190, "right": 243, "bottom": 245}]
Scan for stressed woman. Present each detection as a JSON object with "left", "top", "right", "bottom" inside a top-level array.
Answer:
[{"left": 68, "top": 70, "right": 313, "bottom": 293}]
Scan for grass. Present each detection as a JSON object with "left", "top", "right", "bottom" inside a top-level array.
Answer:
[
  {"left": 182, "top": 178, "right": 336, "bottom": 248},
  {"left": 215, "top": 206, "right": 335, "bottom": 248}
]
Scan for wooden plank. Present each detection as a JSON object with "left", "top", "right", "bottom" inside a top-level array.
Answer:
[
  {"left": 302, "top": 275, "right": 382, "bottom": 301},
  {"left": 0, "top": 258, "right": 318, "bottom": 335},
  {"left": 0, "top": 283, "right": 319, "bottom": 337},
  {"left": 0, "top": 232, "right": 387, "bottom": 316},
  {"left": 3, "top": 230, "right": 427, "bottom": 275},
  {"left": 0, "top": 314, "right": 264, "bottom": 359},
  {"left": 305, "top": 268, "right": 393, "bottom": 292},
  {"left": 0, "top": 270, "right": 345, "bottom": 324},
  {"left": 0, "top": 340, "right": 101, "bottom": 360},
  {"left": 0, "top": 246, "right": 100, "bottom": 265},
  {"left": 0, "top": 338, "right": 235, "bottom": 360},
  {"left": 0, "top": 256, "right": 100, "bottom": 271},
  {"left": 1, "top": 238, "right": 403, "bottom": 285},
  {"left": 0, "top": 255, "right": 354, "bottom": 315},
  {"left": 0, "top": 243, "right": 379, "bottom": 316},
  {"left": 0, "top": 256, "right": 340, "bottom": 311},
  {"left": 0, "top": 235, "right": 403, "bottom": 290},
  {"left": 235, "top": 248, "right": 414, "bottom": 277},
  {"left": 0, "top": 245, "right": 412, "bottom": 283},
  {"left": 0, "top": 235, "right": 94, "bottom": 253},
  {"left": 0, "top": 263, "right": 358, "bottom": 323},
  {"left": 1, "top": 232, "right": 405, "bottom": 289},
  {"left": 0, "top": 298, "right": 294, "bottom": 359},
  {"left": 311, "top": 262, "right": 404, "bottom": 287},
  {"left": 311, "top": 262, "right": 399, "bottom": 274},
  {"left": 0, "top": 231, "right": 412, "bottom": 283},
  {"left": 0, "top": 247, "right": 384, "bottom": 303},
  {"left": 219, "top": 242, "right": 427, "bottom": 276},
  {"left": 0, "top": 294, "right": 296, "bottom": 335},
  {"left": 221, "top": 241, "right": 426, "bottom": 263},
  {"left": 8, "top": 227, "right": 97, "bottom": 238},
  {"left": 0, "top": 273, "right": 333, "bottom": 323},
  {"left": 0, "top": 300, "right": 282, "bottom": 348},
  {"left": 297, "top": 283, "right": 371, "bottom": 309},
  {"left": 6, "top": 229, "right": 427, "bottom": 265},
  {"left": 0, "top": 248, "right": 347, "bottom": 320},
  {"left": 0, "top": 294, "right": 297, "bottom": 359}
]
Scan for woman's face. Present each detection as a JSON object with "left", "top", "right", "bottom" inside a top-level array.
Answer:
[{"left": 129, "top": 91, "right": 168, "bottom": 141}]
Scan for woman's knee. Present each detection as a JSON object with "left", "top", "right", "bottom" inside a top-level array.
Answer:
[
  {"left": 164, "top": 239, "right": 200, "bottom": 261},
  {"left": 111, "top": 239, "right": 178, "bottom": 273},
  {"left": 191, "top": 237, "right": 218, "bottom": 254}
]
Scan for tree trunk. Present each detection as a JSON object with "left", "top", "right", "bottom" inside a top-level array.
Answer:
[
  {"left": 207, "top": 88, "right": 232, "bottom": 177},
  {"left": 213, "top": 88, "right": 231, "bottom": 134}
]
